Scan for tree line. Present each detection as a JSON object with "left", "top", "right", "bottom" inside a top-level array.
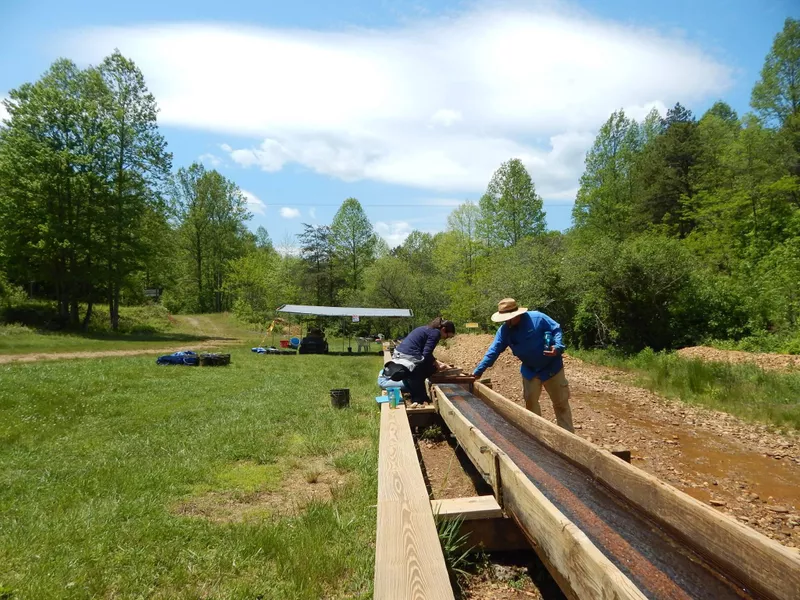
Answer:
[{"left": 1, "top": 18, "right": 798, "bottom": 353}]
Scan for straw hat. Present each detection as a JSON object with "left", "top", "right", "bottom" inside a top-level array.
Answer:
[{"left": 491, "top": 298, "right": 528, "bottom": 323}]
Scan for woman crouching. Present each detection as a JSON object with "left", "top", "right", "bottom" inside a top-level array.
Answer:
[{"left": 387, "top": 317, "right": 455, "bottom": 406}]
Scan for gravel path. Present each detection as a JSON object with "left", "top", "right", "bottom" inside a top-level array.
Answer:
[{"left": 437, "top": 335, "right": 800, "bottom": 550}]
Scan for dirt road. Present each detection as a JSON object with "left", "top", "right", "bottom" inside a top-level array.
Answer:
[
  {"left": 437, "top": 335, "right": 800, "bottom": 550},
  {"left": 0, "top": 340, "right": 234, "bottom": 364}
]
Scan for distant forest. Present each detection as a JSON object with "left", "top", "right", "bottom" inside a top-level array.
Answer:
[{"left": 1, "top": 18, "right": 798, "bottom": 353}]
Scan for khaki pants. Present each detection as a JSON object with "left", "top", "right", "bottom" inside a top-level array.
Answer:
[{"left": 522, "top": 368, "right": 574, "bottom": 433}]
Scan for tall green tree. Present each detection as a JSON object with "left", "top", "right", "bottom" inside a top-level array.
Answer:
[
  {"left": 446, "top": 201, "right": 481, "bottom": 285},
  {"left": 572, "top": 109, "right": 640, "bottom": 238},
  {"left": 298, "top": 224, "right": 339, "bottom": 305},
  {"left": 330, "top": 197, "right": 376, "bottom": 291},
  {"left": 96, "top": 51, "right": 172, "bottom": 329},
  {"left": 636, "top": 103, "right": 701, "bottom": 237},
  {"left": 171, "top": 162, "right": 251, "bottom": 312},
  {"left": 478, "top": 158, "right": 545, "bottom": 246},
  {"left": 751, "top": 17, "right": 800, "bottom": 128}
]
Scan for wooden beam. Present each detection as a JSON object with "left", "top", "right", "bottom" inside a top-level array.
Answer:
[
  {"left": 474, "top": 381, "right": 800, "bottom": 600},
  {"left": 498, "top": 455, "right": 646, "bottom": 600},
  {"left": 431, "top": 495, "right": 503, "bottom": 521},
  {"left": 374, "top": 403, "right": 455, "bottom": 600},
  {"left": 433, "top": 385, "right": 646, "bottom": 600}
]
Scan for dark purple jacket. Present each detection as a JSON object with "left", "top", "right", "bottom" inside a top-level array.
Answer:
[{"left": 396, "top": 326, "right": 441, "bottom": 362}]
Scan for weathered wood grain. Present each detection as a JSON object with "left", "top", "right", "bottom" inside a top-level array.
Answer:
[
  {"left": 431, "top": 495, "right": 503, "bottom": 521},
  {"left": 374, "top": 403, "right": 455, "bottom": 600}
]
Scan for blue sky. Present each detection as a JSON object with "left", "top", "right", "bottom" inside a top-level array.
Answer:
[{"left": 1, "top": 0, "right": 796, "bottom": 249}]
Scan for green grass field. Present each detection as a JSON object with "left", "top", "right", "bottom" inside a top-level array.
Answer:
[
  {"left": 573, "top": 348, "right": 800, "bottom": 430},
  {"left": 0, "top": 346, "right": 383, "bottom": 599}
]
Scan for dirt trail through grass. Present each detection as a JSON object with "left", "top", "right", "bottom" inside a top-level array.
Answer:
[
  {"left": 438, "top": 335, "right": 800, "bottom": 551},
  {"left": 0, "top": 313, "right": 249, "bottom": 363},
  {"left": 0, "top": 339, "right": 236, "bottom": 364}
]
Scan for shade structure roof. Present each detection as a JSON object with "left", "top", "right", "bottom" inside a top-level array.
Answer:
[{"left": 276, "top": 304, "right": 413, "bottom": 318}]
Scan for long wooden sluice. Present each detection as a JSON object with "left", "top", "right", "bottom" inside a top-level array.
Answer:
[{"left": 374, "top": 357, "right": 800, "bottom": 599}]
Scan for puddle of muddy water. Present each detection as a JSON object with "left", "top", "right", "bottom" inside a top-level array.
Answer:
[{"left": 577, "top": 391, "right": 800, "bottom": 508}]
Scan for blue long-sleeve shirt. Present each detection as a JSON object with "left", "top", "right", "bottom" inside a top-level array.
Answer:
[
  {"left": 396, "top": 326, "right": 441, "bottom": 362},
  {"left": 473, "top": 311, "right": 565, "bottom": 381}
]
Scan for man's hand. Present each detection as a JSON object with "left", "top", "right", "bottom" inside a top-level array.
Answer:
[{"left": 543, "top": 346, "right": 557, "bottom": 357}]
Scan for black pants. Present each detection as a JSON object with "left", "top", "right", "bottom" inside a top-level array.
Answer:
[{"left": 403, "top": 360, "right": 436, "bottom": 404}]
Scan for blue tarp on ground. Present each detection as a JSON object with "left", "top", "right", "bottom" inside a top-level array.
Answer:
[{"left": 156, "top": 350, "right": 198, "bottom": 366}]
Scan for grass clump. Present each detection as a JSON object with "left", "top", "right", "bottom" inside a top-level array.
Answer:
[
  {"left": 573, "top": 348, "right": 800, "bottom": 430},
  {"left": 419, "top": 423, "right": 445, "bottom": 442}
]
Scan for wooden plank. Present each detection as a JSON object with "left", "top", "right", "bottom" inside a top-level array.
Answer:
[
  {"left": 434, "top": 387, "right": 500, "bottom": 493},
  {"left": 431, "top": 495, "right": 503, "bottom": 521},
  {"left": 474, "top": 381, "right": 800, "bottom": 600},
  {"left": 498, "top": 456, "right": 647, "bottom": 600},
  {"left": 375, "top": 403, "right": 455, "bottom": 600}
]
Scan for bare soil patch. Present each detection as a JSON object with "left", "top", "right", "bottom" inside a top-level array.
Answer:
[
  {"left": 438, "top": 335, "right": 800, "bottom": 550},
  {"left": 677, "top": 345, "right": 800, "bottom": 371},
  {"left": 173, "top": 458, "right": 350, "bottom": 523},
  {"left": 417, "top": 437, "right": 484, "bottom": 499}
]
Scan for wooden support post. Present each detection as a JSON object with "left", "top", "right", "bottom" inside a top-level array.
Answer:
[
  {"left": 611, "top": 448, "right": 632, "bottom": 463},
  {"left": 431, "top": 496, "right": 529, "bottom": 552}
]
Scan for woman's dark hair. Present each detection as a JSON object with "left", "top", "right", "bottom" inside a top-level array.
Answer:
[{"left": 428, "top": 317, "right": 455, "bottom": 334}]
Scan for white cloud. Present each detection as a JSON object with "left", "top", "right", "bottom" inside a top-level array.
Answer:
[
  {"left": 241, "top": 189, "right": 266, "bottom": 215},
  {"left": 375, "top": 221, "right": 413, "bottom": 247},
  {"left": 199, "top": 152, "right": 222, "bottom": 167},
  {"left": 68, "top": 4, "right": 731, "bottom": 200},
  {"left": 429, "top": 109, "right": 463, "bottom": 128},
  {"left": 309, "top": 207, "right": 316, "bottom": 219},
  {"left": 219, "top": 143, "right": 232, "bottom": 152},
  {"left": 280, "top": 207, "right": 301, "bottom": 218}
]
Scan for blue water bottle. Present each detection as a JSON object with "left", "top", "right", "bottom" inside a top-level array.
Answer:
[{"left": 544, "top": 331, "right": 553, "bottom": 353}]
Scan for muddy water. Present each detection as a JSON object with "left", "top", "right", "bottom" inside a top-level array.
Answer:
[
  {"left": 583, "top": 392, "right": 800, "bottom": 505},
  {"left": 438, "top": 384, "right": 756, "bottom": 600}
]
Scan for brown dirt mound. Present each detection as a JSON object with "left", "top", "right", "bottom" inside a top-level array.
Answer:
[
  {"left": 676, "top": 346, "right": 800, "bottom": 371},
  {"left": 437, "top": 335, "right": 800, "bottom": 550}
]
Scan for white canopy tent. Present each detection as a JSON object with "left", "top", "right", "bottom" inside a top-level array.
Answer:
[
  {"left": 275, "top": 304, "right": 414, "bottom": 352},
  {"left": 276, "top": 304, "right": 413, "bottom": 318}
]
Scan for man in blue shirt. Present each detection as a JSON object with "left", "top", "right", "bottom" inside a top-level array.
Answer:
[{"left": 472, "top": 298, "right": 574, "bottom": 432}]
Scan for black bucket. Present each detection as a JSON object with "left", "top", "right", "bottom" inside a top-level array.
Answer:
[{"left": 330, "top": 388, "right": 350, "bottom": 409}]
